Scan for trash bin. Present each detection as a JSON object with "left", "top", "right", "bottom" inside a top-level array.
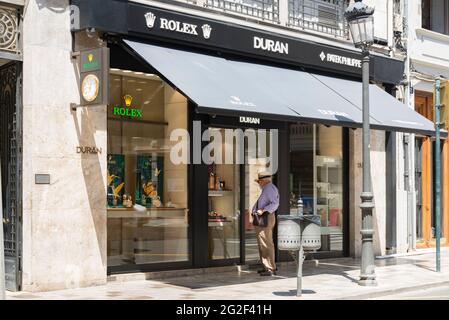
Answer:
[
  {"left": 277, "top": 214, "right": 321, "bottom": 297},
  {"left": 278, "top": 215, "right": 321, "bottom": 252},
  {"left": 278, "top": 216, "right": 302, "bottom": 251},
  {"left": 300, "top": 215, "right": 321, "bottom": 251}
]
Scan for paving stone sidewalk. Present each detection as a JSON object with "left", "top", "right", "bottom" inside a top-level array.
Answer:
[{"left": 6, "top": 250, "right": 449, "bottom": 300}]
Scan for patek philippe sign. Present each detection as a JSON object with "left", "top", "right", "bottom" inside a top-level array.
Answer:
[{"left": 319, "top": 51, "right": 362, "bottom": 69}]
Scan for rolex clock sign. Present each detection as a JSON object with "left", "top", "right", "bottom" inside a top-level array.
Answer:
[{"left": 79, "top": 48, "right": 109, "bottom": 106}]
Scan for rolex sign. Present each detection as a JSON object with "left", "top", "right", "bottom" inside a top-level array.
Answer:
[{"left": 79, "top": 47, "right": 109, "bottom": 106}]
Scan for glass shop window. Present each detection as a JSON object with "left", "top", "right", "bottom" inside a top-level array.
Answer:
[
  {"left": 107, "top": 70, "right": 189, "bottom": 267},
  {"left": 289, "top": 124, "right": 343, "bottom": 253}
]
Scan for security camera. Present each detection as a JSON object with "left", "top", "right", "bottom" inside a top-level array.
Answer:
[{"left": 86, "top": 27, "right": 97, "bottom": 38}]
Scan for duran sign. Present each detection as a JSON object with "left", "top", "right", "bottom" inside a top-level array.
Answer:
[{"left": 253, "top": 36, "right": 289, "bottom": 55}]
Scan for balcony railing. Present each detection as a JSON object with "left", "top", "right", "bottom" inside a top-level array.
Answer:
[
  {"left": 288, "top": 0, "right": 348, "bottom": 38},
  {"left": 205, "top": 0, "right": 279, "bottom": 22}
]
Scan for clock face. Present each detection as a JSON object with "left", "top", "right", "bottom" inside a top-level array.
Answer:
[{"left": 81, "top": 74, "right": 100, "bottom": 102}]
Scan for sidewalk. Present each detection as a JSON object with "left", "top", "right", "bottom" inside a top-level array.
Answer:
[{"left": 7, "top": 250, "right": 449, "bottom": 300}]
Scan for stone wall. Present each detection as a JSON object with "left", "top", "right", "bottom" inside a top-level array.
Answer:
[
  {"left": 21, "top": 0, "right": 107, "bottom": 291},
  {"left": 350, "top": 129, "right": 387, "bottom": 258}
]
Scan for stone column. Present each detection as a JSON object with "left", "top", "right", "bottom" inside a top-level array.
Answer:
[{"left": 21, "top": 0, "right": 107, "bottom": 291}]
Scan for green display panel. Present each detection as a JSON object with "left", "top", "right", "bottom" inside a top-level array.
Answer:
[
  {"left": 107, "top": 154, "right": 125, "bottom": 207},
  {"left": 135, "top": 155, "right": 164, "bottom": 207}
]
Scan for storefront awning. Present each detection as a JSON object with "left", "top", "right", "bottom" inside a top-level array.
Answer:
[
  {"left": 313, "top": 74, "right": 440, "bottom": 136},
  {"left": 124, "top": 40, "right": 438, "bottom": 136}
]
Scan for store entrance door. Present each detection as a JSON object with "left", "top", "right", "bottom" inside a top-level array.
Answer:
[
  {"left": 205, "top": 125, "right": 278, "bottom": 266},
  {"left": 206, "top": 127, "right": 242, "bottom": 264}
]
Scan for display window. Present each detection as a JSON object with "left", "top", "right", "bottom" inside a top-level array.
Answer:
[
  {"left": 289, "top": 124, "right": 344, "bottom": 253},
  {"left": 107, "top": 69, "right": 190, "bottom": 268}
]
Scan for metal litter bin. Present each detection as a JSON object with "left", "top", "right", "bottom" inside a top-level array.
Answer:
[
  {"left": 278, "top": 216, "right": 302, "bottom": 251},
  {"left": 277, "top": 214, "right": 321, "bottom": 297},
  {"left": 278, "top": 215, "right": 321, "bottom": 252}
]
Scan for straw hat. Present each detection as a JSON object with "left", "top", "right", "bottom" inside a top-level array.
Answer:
[{"left": 254, "top": 171, "right": 273, "bottom": 182}]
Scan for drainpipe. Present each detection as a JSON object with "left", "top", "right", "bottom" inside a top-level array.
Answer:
[{"left": 403, "top": 0, "right": 416, "bottom": 252}]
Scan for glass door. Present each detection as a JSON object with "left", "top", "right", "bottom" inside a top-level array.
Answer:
[
  {"left": 243, "top": 128, "right": 277, "bottom": 264},
  {"left": 207, "top": 128, "right": 241, "bottom": 262},
  {"left": 206, "top": 126, "right": 278, "bottom": 264}
]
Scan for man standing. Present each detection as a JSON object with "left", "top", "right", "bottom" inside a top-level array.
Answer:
[{"left": 251, "top": 172, "right": 279, "bottom": 276}]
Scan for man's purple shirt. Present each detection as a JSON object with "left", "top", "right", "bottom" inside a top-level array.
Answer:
[{"left": 252, "top": 182, "right": 280, "bottom": 215}]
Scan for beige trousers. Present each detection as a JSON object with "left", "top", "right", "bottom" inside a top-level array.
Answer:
[{"left": 255, "top": 213, "right": 276, "bottom": 271}]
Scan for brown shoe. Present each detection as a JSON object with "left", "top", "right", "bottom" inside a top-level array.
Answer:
[
  {"left": 259, "top": 270, "right": 276, "bottom": 276},
  {"left": 257, "top": 269, "right": 267, "bottom": 274}
]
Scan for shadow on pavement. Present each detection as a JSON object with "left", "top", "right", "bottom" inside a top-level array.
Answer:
[
  {"left": 273, "top": 289, "right": 316, "bottom": 297},
  {"left": 159, "top": 258, "right": 362, "bottom": 290},
  {"left": 157, "top": 255, "right": 440, "bottom": 290}
]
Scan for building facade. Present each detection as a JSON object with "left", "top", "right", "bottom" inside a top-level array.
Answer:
[
  {"left": 0, "top": 0, "right": 437, "bottom": 292},
  {"left": 401, "top": 0, "right": 449, "bottom": 250}
]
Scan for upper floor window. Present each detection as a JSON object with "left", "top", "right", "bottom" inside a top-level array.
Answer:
[
  {"left": 206, "top": 0, "right": 279, "bottom": 22},
  {"left": 422, "top": 0, "right": 449, "bottom": 35},
  {"left": 288, "top": 0, "right": 348, "bottom": 38}
]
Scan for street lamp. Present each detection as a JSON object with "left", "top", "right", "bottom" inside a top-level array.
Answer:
[{"left": 345, "top": 0, "right": 377, "bottom": 287}]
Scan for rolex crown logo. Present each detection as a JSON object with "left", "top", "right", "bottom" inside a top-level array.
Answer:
[
  {"left": 145, "top": 12, "right": 157, "bottom": 29},
  {"left": 124, "top": 95, "right": 133, "bottom": 107},
  {"left": 202, "top": 24, "right": 212, "bottom": 39},
  {"left": 88, "top": 53, "right": 94, "bottom": 62}
]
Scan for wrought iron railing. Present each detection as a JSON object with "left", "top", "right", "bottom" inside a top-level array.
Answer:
[
  {"left": 0, "top": 5, "right": 20, "bottom": 55},
  {"left": 288, "top": 0, "right": 348, "bottom": 38},
  {"left": 206, "top": 0, "right": 279, "bottom": 22}
]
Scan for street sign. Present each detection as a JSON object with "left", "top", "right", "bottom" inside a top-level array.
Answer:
[{"left": 79, "top": 47, "right": 109, "bottom": 106}]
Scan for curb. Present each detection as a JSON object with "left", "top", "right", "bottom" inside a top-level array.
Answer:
[{"left": 336, "top": 280, "right": 449, "bottom": 300}]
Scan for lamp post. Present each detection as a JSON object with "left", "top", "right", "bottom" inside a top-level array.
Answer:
[{"left": 345, "top": 0, "right": 377, "bottom": 286}]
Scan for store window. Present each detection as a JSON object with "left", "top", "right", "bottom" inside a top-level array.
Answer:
[
  {"left": 289, "top": 124, "right": 344, "bottom": 253},
  {"left": 107, "top": 70, "right": 190, "bottom": 268}
]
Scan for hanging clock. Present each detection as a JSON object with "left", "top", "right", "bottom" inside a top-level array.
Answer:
[{"left": 81, "top": 74, "right": 100, "bottom": 103}]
